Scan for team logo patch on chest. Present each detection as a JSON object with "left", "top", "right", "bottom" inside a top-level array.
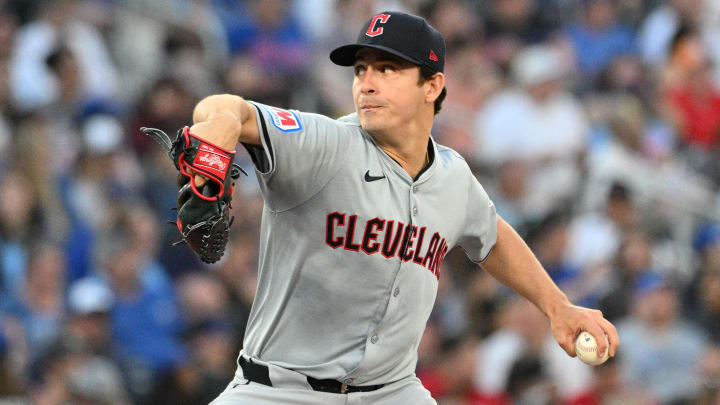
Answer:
[{"left": 268, "top": 107, "right": 302, "bottom": 132}]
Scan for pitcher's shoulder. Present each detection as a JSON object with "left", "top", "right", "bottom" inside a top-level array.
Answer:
[
  {"left": 435, "top": 143, "right": 471, "bottom": 172},
  {"left": 288, "top": 110, "right": 365, "bottom": 139},
  {"left": 302, "top": 111, "right": 364, "bottom": 134},
  {"left": 335, "top": 112, "right": 363, "bottom": 127},
  {"left": 333, "top": 113, "right": 376, "bottom": 147}
]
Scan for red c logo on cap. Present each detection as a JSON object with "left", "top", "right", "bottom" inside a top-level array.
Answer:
[{"left": 366, "top": 14, "right": 390, "bottom": 37}]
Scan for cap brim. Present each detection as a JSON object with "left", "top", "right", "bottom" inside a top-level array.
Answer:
[{"left": 330, "top": 44, "right": 423, "bottom": 67}]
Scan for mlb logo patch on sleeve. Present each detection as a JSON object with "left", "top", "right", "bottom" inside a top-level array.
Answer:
[{"left": 269, "top": 107, "right": 303, "bottom": 132}]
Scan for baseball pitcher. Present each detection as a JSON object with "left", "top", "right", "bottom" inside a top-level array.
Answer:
[{"left": 145, "top": 11, "right": 620, "bottom": 405}]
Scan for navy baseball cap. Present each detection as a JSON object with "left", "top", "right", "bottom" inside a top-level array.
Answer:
[{"left": 330, "top": 11, "right": 445, "bottom": 73}]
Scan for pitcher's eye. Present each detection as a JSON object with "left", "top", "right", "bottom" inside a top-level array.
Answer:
[{"left": 354, "top": 65, "right": 367, "bottom": 76}]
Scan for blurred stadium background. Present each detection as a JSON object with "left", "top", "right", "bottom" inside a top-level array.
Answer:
[{"left": 0, "top": 0, "right": 719, "bottom": 404}]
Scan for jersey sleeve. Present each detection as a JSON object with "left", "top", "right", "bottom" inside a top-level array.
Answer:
[
  {"left": 242, "top": 101, "right": 351, "bottom": 211},
  {"left": 456, "top": 174, "right": 498, "bottom": 263}
]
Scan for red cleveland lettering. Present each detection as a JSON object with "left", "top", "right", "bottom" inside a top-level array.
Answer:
[
  {"left": 325, "top": 212, "right": 346, "bottom": 249},
  {"left": 422, "top": 233, "right": 440, "bottom": 268},
  {"left": 412, "top": 227, "right": 427, "bottom": 264},
  {"left": 344, "top": 215, "right": 361, "bottom": 251},
  {"left": 361, "top": 218, "right": 385, "bottom": 255},
  {"left": 325, "top": 212, "right": 448, "bottom": 278},
  {"left": 381, "top": 220, "right": 405, "bottom": 259},
  {"left": 401, "top": 226, "right": 418, "bottom": 262},
  {"left": 430, "top": 239, "right": 448, "bottom": 279}
]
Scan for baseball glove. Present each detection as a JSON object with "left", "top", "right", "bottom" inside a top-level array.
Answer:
[{"left": 140, "top": 126, "right": 247, "bottom": 263}]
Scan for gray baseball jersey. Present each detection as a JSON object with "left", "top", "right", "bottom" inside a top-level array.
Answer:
[{"left": 240, "top": 101, "right": 497, "bottom": 386}]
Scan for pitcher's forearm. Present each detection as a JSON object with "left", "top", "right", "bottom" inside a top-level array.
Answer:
[
  {"left": 480, "top": 216, "right": 571, "bottom": 318},
  {"left": 191, "top": 94, "right": 260, "bottom": 148},
  {"left": 186, "top": 95, "right": 261, "bottom": 186}
]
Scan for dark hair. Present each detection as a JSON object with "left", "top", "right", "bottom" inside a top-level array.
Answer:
[
  {"left": 418, "top": 66, "right": 447, "bottom": 115},
  {"left": 45, "top": 47, "right": 73, "bottom": 73},
  {"left": 670, "top": 24, "right": 695, "bottom": 56},
  {"left": 608, "top": 181, "right": 631, "bottom": 201}
]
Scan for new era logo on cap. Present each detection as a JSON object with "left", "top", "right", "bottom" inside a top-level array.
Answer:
[{"left": 329, "top": 11, "right": 446, "bottom": 73}]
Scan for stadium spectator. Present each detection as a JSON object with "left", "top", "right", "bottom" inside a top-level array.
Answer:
[
  {"left": 105, "top": 244, "right": 185, "bottom": 388},
  {"left": 617, "top": 273, "right": 708, "bottom": 403},
  {"left": 473, "top": 297, "right": 592, "bottom": 402},
  {"left": 563, "top": 0, "right": 635, "bottom": 80},
  {"left": 8, "top": 0, "right": 119, "bottom": 112},
  {"left": 0, "top": 1, "right": 719, "bottom": 403},
  {"left": 475, "top": 44, "right": 589, "bottom": 221},
  {"left": 566, "top": 356, "right": 655, "bottom": 405},
  {"left": 637, "top": 0, "right": 703, "bottom": 66}
]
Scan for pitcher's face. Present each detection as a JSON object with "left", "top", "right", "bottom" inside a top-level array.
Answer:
[{"left": 352, "top": 48, "right": 426, "bottom": 134}]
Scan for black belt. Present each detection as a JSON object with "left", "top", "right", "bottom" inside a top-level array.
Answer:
[{"left": 239, "top": 357, "right": 385, "bottom": 394}]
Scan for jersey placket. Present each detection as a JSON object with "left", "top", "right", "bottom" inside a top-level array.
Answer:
[
  {"left": 349, "top": 139, "right": 439, "bottom": 384},
  {"left": 366, "top": 165, "right": 412, "bottom": 362}
]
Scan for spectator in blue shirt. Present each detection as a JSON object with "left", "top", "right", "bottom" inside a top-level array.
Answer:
[
  {"left": 106, "top": 244, "right": 185, "bottom": 376},
  {"left": 564, "top": 0, "right": 636, "bottom": 79}
]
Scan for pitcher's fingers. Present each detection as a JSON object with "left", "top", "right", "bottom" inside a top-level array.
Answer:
[
  {"left": 555, "top": 332, "right": 576, "bottom": 357},
  {"left": 185, "top": 167, "right": 208, "bottom": 187},
  {"left": 598, "top": 317, "right": 619, "bottom": 357},
  {"left": 582, "top": 318, "right": 609, "bottom": 358},
  {"left": 194, "top": 174, "right": 208, "bottom": 187}
]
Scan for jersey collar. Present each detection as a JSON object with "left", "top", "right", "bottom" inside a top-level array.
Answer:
[{"left": 361, "top": 128, "right": 438, "bottom": 185}]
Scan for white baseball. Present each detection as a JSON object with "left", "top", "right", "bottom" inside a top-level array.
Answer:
[{"left": 574, "top": 331, "right": 609, "bottom": 366}]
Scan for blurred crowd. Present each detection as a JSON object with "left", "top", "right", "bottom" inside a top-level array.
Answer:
[{"left": 0, "top": 0, "right": 720, "bottom": 404}]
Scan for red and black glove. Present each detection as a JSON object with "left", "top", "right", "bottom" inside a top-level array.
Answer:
[{"left": 141, "top": 126, "right": 247, "bottom": 263}]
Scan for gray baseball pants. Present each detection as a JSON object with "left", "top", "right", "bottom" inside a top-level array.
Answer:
[{"left": 209, "top": 355, "right": 437, "bottom": 405}]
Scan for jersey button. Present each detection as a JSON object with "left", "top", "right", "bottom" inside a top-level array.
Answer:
[
  {"left": 393, "top": 287, "right": 400, "bottom": 297},
  {"left": 344, "top": 378, "right": 353, "bottom": 384},
  {"left": 413, "top": 186, "right": 418, "bottom": 193},
  {"left": 412, "top": 207, "right": 418, "bottom": 216},
  {"left": 370, "top": 334, "right": 378, "bottom": 344}
]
